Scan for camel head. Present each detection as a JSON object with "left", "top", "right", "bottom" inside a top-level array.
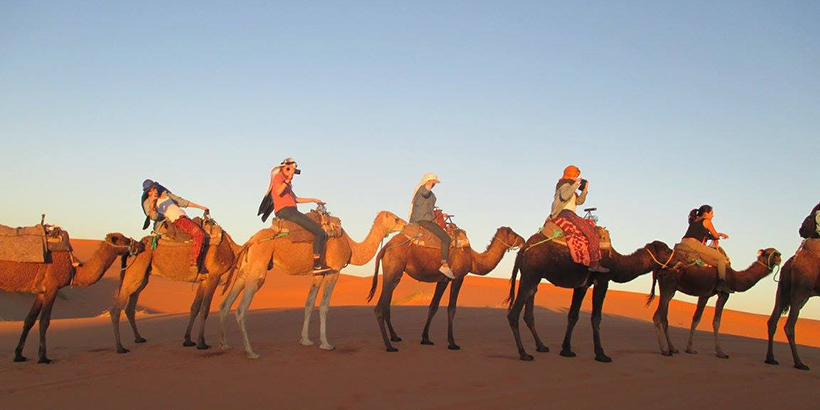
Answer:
[
  {"left": 494, "top": 227, "right": 525, "bottom": 251},
  {"left": 376, "top": 211, "right": 407, "bottom": 236},
  {"left": 644, "top": 240, "right": 674, "bottom": 270},
  {"left": 104, "top": 233, "right": 145, "bottom": 256},
  {"left": 757, "top": 248, "right": 782, "bottom": 269}
]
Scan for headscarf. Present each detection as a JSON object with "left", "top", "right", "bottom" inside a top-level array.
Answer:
[{"left": 409, "top": 172, "right": 441, "bottom": 219}]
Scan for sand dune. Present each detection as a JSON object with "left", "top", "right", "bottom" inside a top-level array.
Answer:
[{"left": 2, "top": 239, "right": 819, "bottom": 409}]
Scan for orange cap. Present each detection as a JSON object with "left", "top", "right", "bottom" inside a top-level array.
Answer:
[{"left": 562, "top": 165, "right": 580, "bottom": 179}]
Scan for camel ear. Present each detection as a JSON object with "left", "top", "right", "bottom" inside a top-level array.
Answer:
[{"left": 757, "top": 249, "right": 764, "bottom": 257}]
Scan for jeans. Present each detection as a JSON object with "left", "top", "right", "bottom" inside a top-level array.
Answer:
[
  {"left": 276, "top": 206, "right": 327, "bottom": 256},
  {"left": 417, "top": 220, "right": 450, "bottom": 263}
]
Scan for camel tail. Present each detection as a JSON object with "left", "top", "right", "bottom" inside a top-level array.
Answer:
[
  {"left": 504, "top": 250, "right": 523, "bottom": 310},
  {"left": 221, "top": 243, "right": 250, "bottom": 296},
  {"left": 645, "top": 271, "right": 658, "bottom": 307},
  {"left": 366, "top": 246, "right": 386, "bottom": 303}
]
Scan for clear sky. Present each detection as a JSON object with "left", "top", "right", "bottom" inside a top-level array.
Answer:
[{"left": 1, "top": 1, "right": 818, "bottom": 318}]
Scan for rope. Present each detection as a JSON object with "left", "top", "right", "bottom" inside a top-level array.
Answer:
[
  {"left": 524, "top": 230, "right": 563, "bottom": 253},
  {"left": 645, "top": 248, "right": 676, "bottom": 270}
]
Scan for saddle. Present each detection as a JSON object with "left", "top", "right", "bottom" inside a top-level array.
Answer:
[
  {"left": 153, "top": 217, "right": 224, "bottom": 247},
  {"left": 670, "top": 242, "right": 728, "bottom": 269},
  {"left": 541, "top": 220, "right": 612, "bottom": 250},
  {"left": 268, "top": 210, "right": 344, "bottom": 243},
  {"left": 0, "top": 223, "right": 72, "bottom": 263},
  {"left": 401, "top": 223, "right": 471, "bottom": 249}
]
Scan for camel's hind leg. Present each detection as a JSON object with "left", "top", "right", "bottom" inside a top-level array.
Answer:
[
  {"left": 183, "top": 282, "right": 206, "bottom": 348},
  {"left": 712, "top": 292, "right": 730, "bottom": 359},
  {"left": 235, "top": 262, "right": 267, "bottom": 359},
  {"left": 560, "top": 286, "right": 588, "bottom": 358},
  {"left": 446, "top": 276, "right": 464, "bottom": 350},
  {"left": 218, "top": 266, "right": 248, "bottom": 351},
  {"left": 125, "top": 274, "right": 150, "bottom": 344},
  {"left": 13, "top": 294, "right": 44, "bottom": 362},
  {"left": 300, "top": 274, "right": 325, "bottom": 347},
  {"left": 317, "top": 271, "right": 340, "bottom": 351},
  {"left": 421, "top": 281, "right": 449, "bottom": 345},
  {"left": 193, "top": 276, "right": 221, "bottom": 350},
  {"left": 523, "top": 289, "right": 549, "bottom": 353},
  {"left": 507, "top": 273, "right": 540, "bottom": 361},
  {"left": 685, "top": 296, "right": 710, "bottom": 354},
  {"left": 784, "top": 291, "right": 811, "bottom": 370},
  {"left": 765, "top": 282, "right": 786, "bottom": 365}
]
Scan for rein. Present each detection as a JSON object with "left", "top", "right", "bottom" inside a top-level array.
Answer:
[
  {"left": 756, "top": 252, "right": 782, "bottom": 282},
  {"left": 646, "top": 248, "right": 675, "bottom": 270}
]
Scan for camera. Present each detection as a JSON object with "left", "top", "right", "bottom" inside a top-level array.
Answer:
[
  {"left": 578, "top": 179, "right": 587, "bottom": 191},
  {"left": 284, "top": 166, "right": 301, "bottom": 175}
]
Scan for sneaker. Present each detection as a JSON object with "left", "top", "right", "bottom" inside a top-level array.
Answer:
[
  {"left": 312, "top": 265, "right": 333, "bottom": 275},
  {"left": 439, "top": 265, "right": 456, "bottom": 280},
  {"left": 589, "top": 264, "right": 610, "bottom": 273}
]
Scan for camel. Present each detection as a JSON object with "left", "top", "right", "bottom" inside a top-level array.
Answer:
[
  {"left": 368, "top": 226, "right": 525, "bottom": 352},
  {"left": 506, "top": 233, "right": 673, "bottom": 362},
  {"left": 648, "top": 247, "right": 780, "bottom": 358},
  {"left": 218, "top": 210, "right": 406, "bottom": 359},
  {"left": 765, "top": 242, "right": 820, "bottom": 370},
  {"left": 1, "top": 233, "right": 142, "bottom": 363},
  {"left": 110, "top": 225, "right": 242, "bottom": 353}
]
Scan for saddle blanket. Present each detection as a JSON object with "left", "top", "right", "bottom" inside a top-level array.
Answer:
[{"left": 401, "top": 224, "right": 470, "bottom": 249}]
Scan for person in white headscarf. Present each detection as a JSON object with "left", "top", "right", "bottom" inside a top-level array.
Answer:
[
  {"left": 409, "top": 172, "right": 455, "bottom": 279},
  {"left": 257, "top": 158, "right": 330, "bottom": 274}
]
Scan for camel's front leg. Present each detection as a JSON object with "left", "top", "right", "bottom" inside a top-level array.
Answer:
[
  {"left": 125, "top": 274, "right": 150, "bottom": 344},
  {"left": 218, "top": 267, "right": 248, "bottom": 351},
  {"left": 765, "top": 282, "right": 786, "bottom": 365},
  {"left": 300, "top": 274, "right": 325, "bottom": 347},
  {"left": 686, "top": 296, "right": 709, "bottom": 354},
  {"left": 652, "top": 278, "right": 677, "bottom": 356},
  {"left": 14, "top": 294, "right": 44, "bottom": 362},
  {"left": 560, "top": 286, "right": 588, "bottom": 358},
  {"left": 183, "top": 282, "right": 206, "bottom": 347},
  {"left": 590, "top": 280, "right": 611, "bottom": 363},
  {"left": 446, "top": 277, "right": 464, "bottom": 350},
  {"left": 36, "top": 291, "right": 58, "bottom": 364},
  {"left": 317, "top": 271, "right": 340, "bottom": 351},
  {"left": 784, "top": 293, "right": 811, "bottom": 370},
  {"left": 194, "top": 277, "right": 221, "bottom": 350},
  {"left": 421, "top": 281, "right": 449, "bottom": 345}
]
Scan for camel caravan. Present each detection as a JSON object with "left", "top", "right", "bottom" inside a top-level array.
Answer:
[{"left": 1, "top": 162, "right": 819, "bottom": 372}]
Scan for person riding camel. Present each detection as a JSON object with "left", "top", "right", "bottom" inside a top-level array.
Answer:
[
  {"left": 141, "top": 179, "right": 209, "bottom": 278},
  {"left": 675, "top": 204, "right": 732, "bottom": 293},
  {"left": 259, "top": 158, "right": 331, "bottom": 275},
  {"left": 798, "top": 201, "right": 820, "bottom": 240},
  {"left": 409, "top": 172, "right": 456, "bottom": 280},
  {"left": 550, "top": 165, "right": 609, "bottom": 273}
]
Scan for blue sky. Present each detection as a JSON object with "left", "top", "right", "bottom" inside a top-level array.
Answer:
[{"left": 1, "top": 1, "right": 818, "bottom": 318}]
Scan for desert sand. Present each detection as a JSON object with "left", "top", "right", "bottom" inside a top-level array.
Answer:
[{"left": 2, "top": 239, "right": 819, "bottom": 410}]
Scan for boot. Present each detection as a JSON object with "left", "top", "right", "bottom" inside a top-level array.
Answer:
[
  {"left": 715, "top": 278, "right": 734, "bottom": 293},
  {"left": 312, "top": 256, "right": 332, "bottom": 275},
  {"left": 439, "top": 262, "right": 456, "bottom": 280},
  {"left": 589, "top": 262, "right": 610, "bottom": 273}
]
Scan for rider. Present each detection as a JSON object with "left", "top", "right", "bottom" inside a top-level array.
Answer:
[
  {"left": 141, "top": 179, "right": 209, "bottom": 277},
  {"left": 676, "top": 204, "right": 732, "bottom": 293},
  {"left": 263, "top": 158, "right": 331, "bottom": 275},
  {"left": 409, "top": 172, "right": 455, "bottom": 280},
  {"left": 550, "top": 165, "right": 609, "bottom": 273}
]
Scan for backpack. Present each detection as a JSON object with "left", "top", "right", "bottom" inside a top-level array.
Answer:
[{"left": 799, "top": 211, "right": 818, "bottom": 239}]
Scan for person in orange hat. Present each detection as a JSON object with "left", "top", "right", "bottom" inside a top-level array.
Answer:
[{"left": 550, "top": 165, "right": 609, "bottom": 273}]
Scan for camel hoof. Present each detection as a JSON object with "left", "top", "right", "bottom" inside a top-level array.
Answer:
[
  {"left": 13, "top": 356, "right": 27, "bottom": 363},
  {"left": 661, "top": 351, "right": 673, "bottom": 357},
  {"left": 795, "top": 363, "right": 810, "bottom": 371},
  {"left": 669, "top": 348, "right": 679, "bottom": 354},
  {"left": 390, "top": 336, "right": 402, "bottom": 342},
  {"left": 519, "top": 354, "right": 534, "bottom": 361},
  {"left": 595, "top": 354, "right": 612, "bottom": 363},
  {"left": 197, "top": 343, "right": 211, "bottom": 350},
  {"left": 386, "top": 347, "right": 399, "bottom": 353},
  {"left": 448, "top": 344, "right": 461, "bottom": 351},
  {"left": 320, "top": 343, "right": 335, "bottom": 351},
  {"left": 716, "top": 353, "right": 729, "bottom": 359},
  {"left": 559, "top": 349, "right": 576, "bottom": 358},
  {"left": 685, "top": 349, "right": 697, "bottom": 354},
  {"left": 247, "top": 352, "right": 261, "bottom": 360},
  {"left": 117, "top": 347, "right": 130, "bottom": 354},
  {"left": 38, "top": 358, "right": 53, "bottom": 365},
  {"left": 420, "top": 340, "right": 434, "bottom": 346},
  {"left": 300, "top": 338, "right": 315, "bottom": 346},
  {"left": 536, "top": 345, "right": 550, "bottom": 353},
  {"left": 182, "top": 340, "right": 196, "bottom": 347},
  {"left": 764, "top": 358, "right": 779, "bottom": 365},
  {"left": 135, "top": 337, "right": 147, "bottom": 344}
]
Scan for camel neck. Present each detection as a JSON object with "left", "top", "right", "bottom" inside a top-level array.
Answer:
[
  {"left": 605, "top": 247, "right": 655, "bottom": 283},
  {"left": 72, "top": 242, "right": 121, "bottom": 287},
  {"left": 470, "top": 234, "right": 509, "bottom": 276},
  {"left": 730, "top": 259, "right": 773, "bottom": 292},
  {"left": 346, "top": 214, "right": 391, "bottom": 266}
]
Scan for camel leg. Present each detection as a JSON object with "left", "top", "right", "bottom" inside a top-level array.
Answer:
[
  {"left": 300, "top": 274, "right": 325, "bottom": 347},
  {"left": 713, "top": 292, "right": 730, "bottom": 359},
  {"left": 421, "top": 281, "right": 449, "bottom": 345},
  {"left": 194, "top": 277, "right": 221, "bottom": 350},
  {"left": 218, "top": 267, "right": 248, "bottom": 351},
  {"left": 652, "top": 279, "right": 677, "bottom": 356},
  {"left": 523, "top": 289, "right": 549, "bottom": 353},
  {"left": 235, "top": 270, "right": 265, "bottom": 359},
  {"left": 374, "top": 267, "right": 403, "bottom": 352},
  {"left": 507, "top": 273, "right": 540, "bottom": 361},
  {"left": 13, "top": 294, "right": 44, "bottom": 362},
  {"left": 183, "top": 282, "right": 206, "bottom": 347},
  {"left": 446, "top": 277, "right": 464, "bottom": 350},
  {"left": 765, "top": 284, "right": 785, "bottom": 365},
  {"left": 111, "top": 253, "right": 151, "bottom": 354},
  {"left": 590, "top": 280, "right": 611, "bottom": 363},
  {"left": 560, "top": 286, "right": 588, "bottom": 358},
  {"left": 317, "top": 271, "right": 340, "bottom": 351},
  {"left": 36, "top": 291, "right": 58, "bottom": 364},
  {"left": 784, "top": 293, "right": 810, "bottom": 370},
  {"left": 685, "top": 296, "right": 710, "bottom": 354},
  {"left": 125, "top": 274, "right": 150, "bottom": 344}
]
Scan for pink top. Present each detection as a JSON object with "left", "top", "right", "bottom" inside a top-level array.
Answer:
[{"left": 271, "top": 172, "right": 297, "bottom": 212}]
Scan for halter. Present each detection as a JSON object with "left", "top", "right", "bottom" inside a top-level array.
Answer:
[
  {"left": 645, "top": 247, "right": 675, "bottom": 270},
  {"left": 493, "top": 234, "right": 522, "bottom": 252},
  {"left": 755, "top": 251, "right": 782, "bottom": 281}
]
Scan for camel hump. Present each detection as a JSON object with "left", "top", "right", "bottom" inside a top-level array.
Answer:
[
  {"left": 268, "top": 210, "right": 344, "bottom": 244},
  {"left": 154, "top": 217, "right": 224, "bottom": 247},
  {"left": 801, "top": 238, "right": 820, "bottom": 257},
  {"left": 401, "top": 223, "right": 470, "bottom": 249},
  {"left": 0, "top": 223, "right": 71, "bottom": 263}
]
